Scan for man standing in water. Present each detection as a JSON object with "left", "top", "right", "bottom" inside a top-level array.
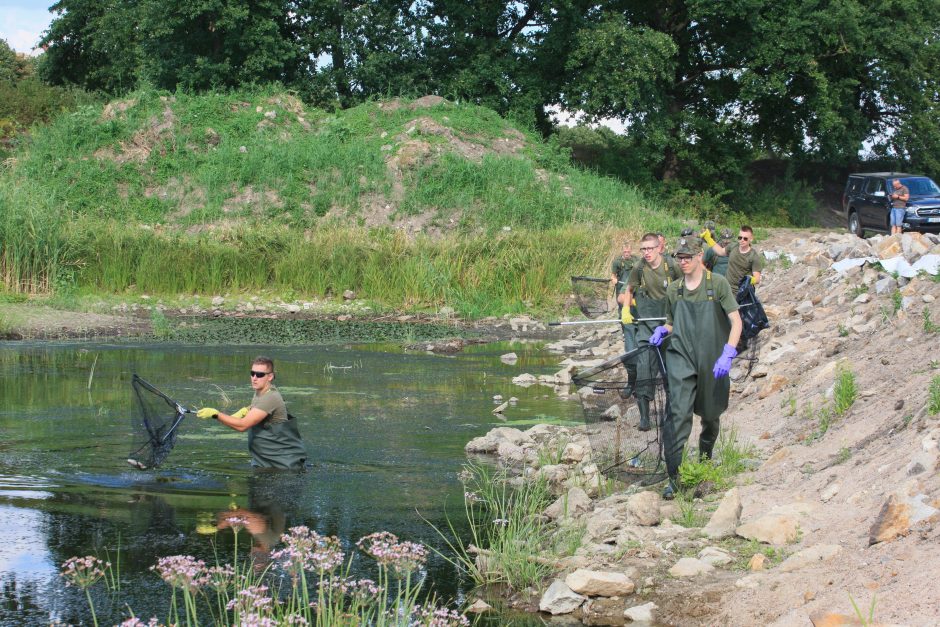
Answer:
[
  {"left": 648, "top": 237, "right": 742, "bottom": 499},
  {"left": 197, "top": 356, "right": 306, "bottom": 469},
  {"left": 622, "top": 233, "right": 680, "bottom": 431}
]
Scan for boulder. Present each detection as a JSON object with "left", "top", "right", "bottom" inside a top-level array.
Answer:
[
  {"left": 748, "top": 554, "right": 766, "bottom": 571},
  {"left": 874, "top": 276, "right": 896, "bottom": 294},
  {"left": 703, "top": 488, "right": 742, "bottom": 539},
  {"left": 624, "top": 601, "right": 658, "bottom": 623},
  {"left": 465, "top": 436, "right": 498, "bottom": 454},
  {"left": 794, "top": 300, "right": 815, "bottom": 316},
  {"left": 758, "top": 375, "right": 789, "bottom": 400},
  {"left": 488, "top": 427, "right": 532, "bottom": 446},
  {"left": 496, "top": 441, "right": 527, "bottom": 465},
  {"left": 736, "top": 514, "right": 800, "bottom": 545},
  {"left": 544, "top": 487, "right": 592, "bottom": 520},
  {"left": 465, "top": 599, "right": 492, "bottom": 614},
  {"left": 538, "top": 580, "right": 586, "bottom": 615},
  {"left": 875, "top": 236, "right": 902, "bottom": 259},
  {"left": 512, "top": 373, "right": 538, "bottom": 387},
  {"left": 584, "top": 509, "right": 623, "bottom": 542},
  {"left": 627, "top": 491, "right": 662, "bottom": 526},
  {"left": 561, "top": 442, "right": 587, "bottom": 463},
  {"left": 565, "top": 569, "right": 635, "bottom": 597},
  {"left": 500, "top": 352, "right": 518, "bottom": 364},
  {"left": 778, "top": 544, "right": 842, "bottom": 572},
  {"left": 668, "top": 557, "right": 714, "bottom": 578},
  {"left": 698, "top": 546, "right": 733, "bottom": 567},
  {"left": 869, "top": 491, "right": 940, "bottom": 545}
]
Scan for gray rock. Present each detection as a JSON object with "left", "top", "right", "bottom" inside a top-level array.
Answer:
[
  {"left": 500, "top": 352, "right": 519, "bottom": 364},
  {"left": 539, "top": 580, "right": 586, "bottom": 615},
  {"left": 820, "top": 483, "right": 840, "bottom": 502},
  {"left": 698, "top": 546, "right": 733, "bottom": 567},
  {"left": 777, "top": 544, "right": 842, "bottom": 572},
  {"left": 544, "top": 487, "right": 591, "bottom": 520},
  {"left": 703, "top": 487, "right": 742, "bottom": 539},
  {"left": 624, "top": 601, "right": 657, "bottom": 622},
  {"left": 565, "top": 568, "right": 635, "bottom": 597},
  {"left": 438, "top": 306, "right": 455, "bottom": 316},
  {"left": 853, "top": 293, "right": 871, "bottom": 304},
  {"left": 627, "top": 491, "right": 662, "bottom": 526},
  {"left": 497, "top": 441, "right": 527, "bottom": 464},
  {"left": 512, "top": 373, "right": 538, "bottom": 387},
  {"left": 668, "top": 557, "right": 714, "bottom": 577},
  {"left": 584, "top": 509, "right": 623, "bottom": 542},
  {"left": 211, "top": 295, "right": 224, "bottom": 306},
  {"left": 874, "top": 276, "right": 897, "bottom": 294},
  {"left": 466, "top": 599, "right": 492, "bottom": 614},
  {"left": 736, "top": 514, "right": 800, "bottom": 546},
  {"left": 794, "top": 300, "right": 815, "bottom": 315},
  {"left": 561, "top": 442, "right": 587, "bottom": 463}
]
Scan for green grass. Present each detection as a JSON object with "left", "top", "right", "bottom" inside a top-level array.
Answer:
[
  {"left": 929, "top": 376, "right": 940, "bottom": 415},
  {"left": 833, "top": 364, "right": 857, "bottom": 416},
  {"left": 924, "top": 308, "right": 940, "bottom": 334},
  {"left": 0, "top": 88, "right": 692, "bottom": 313}
]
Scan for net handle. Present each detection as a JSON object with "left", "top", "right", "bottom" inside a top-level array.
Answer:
[
  {"left": 133, "top": 374, "right": 196, "bottom": 416},
  {"left": 570, "top": 275, "right": 611, "bottom": 283},
  {"left": 571, "top": 342, "right": 669, "bottom": 387}
]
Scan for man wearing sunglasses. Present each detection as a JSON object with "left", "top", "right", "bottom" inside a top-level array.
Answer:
[
  {"left": 196, "top": 356, "right": 306, "bottom": 469},
  {"left": 701, "top": 225, "right": 763, "bottom": 294},
  {"left": 648, "top": 237, "right": 742, "bottom": 499}
]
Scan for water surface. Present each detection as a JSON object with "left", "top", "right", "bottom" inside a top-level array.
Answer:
[{"left": 0, "top": 339, "right": 578, "bottom": 625}]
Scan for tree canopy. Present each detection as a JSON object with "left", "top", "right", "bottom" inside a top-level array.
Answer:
[{"left": 35, "top": 0, "right": 940, "bottom": 183}]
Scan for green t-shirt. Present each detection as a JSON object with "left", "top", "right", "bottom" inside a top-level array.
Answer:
[
  {"left": 665, "top": 272, "right": 738, "bottom": 326},
  {"left": 251, "top": 386, "right": 288, "bottom": 424},
  {"left": 704, "top": 248, "right": 729, "bottom": 276},
  {"left": 724, "top": 243, "right": 763, "bottom": 291},
  {"left": 627, "top": 258, "right": 679, "bottom": 301},
  {"left": 611, "top": 255, "right": 637, "bottom": 294}
]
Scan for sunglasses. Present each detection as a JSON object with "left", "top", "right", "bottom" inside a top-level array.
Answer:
[
  {"left": 738, "top": 236, "right": 750, "bottom": 241},
  {"left": 250, "top": 370, "right": 271, "bottom": 378}
]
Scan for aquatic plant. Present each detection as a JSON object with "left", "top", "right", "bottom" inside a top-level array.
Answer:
[{"left": 61, "top": 555, "right": 109, "bottom": 627}]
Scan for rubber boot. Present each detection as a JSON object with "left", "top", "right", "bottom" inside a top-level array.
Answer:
[
  {"left": 661, "top": 475, "right": 678, "bottom": 500},
  {"left": 698, "top": 440, "right": 715, "bottom": 462},
  {"left": 637, "top": 397, "right": 651, "bottom": 431}
]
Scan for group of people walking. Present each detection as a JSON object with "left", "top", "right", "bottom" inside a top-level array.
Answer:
[{"left": 610, "top": 227, "right": 763, "bottom": 498}]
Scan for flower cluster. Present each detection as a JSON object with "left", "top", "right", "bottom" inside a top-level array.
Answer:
[
  {"left": 357, "top": 532, "right": 428, "bottom": 575},
  {"left": 61, "top": 556, "right": 108, "bottom": 589},
  {"left": 409, "top": 605, "right": 470, "bottom": 627},
  {"left": 463, "top": 491, "right": 482, "bottom": 504},
  {"left": 322, "top": 576, "right": 383, "bottom": 600},
  {"left": 205, "top": 564, "right": 236, "bottom": 590},
  {"left": 151, "top": 555, "right": 208, "bottom": 592},
  {"left": 226, "top": 584, "right": 274, "bottom": 615},
  {"left": 119, "top": 618, "right": 161, "bottom": 627},
  {"left": 270, "top": 526, "right": 344, "bottom": 576},
  {"left": 221, "top": 515, "right": 248, "bottom": 533}
]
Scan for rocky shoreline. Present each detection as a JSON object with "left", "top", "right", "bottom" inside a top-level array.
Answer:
[{"left": 461, "top": 230, "right": 940, "bottom": 626}]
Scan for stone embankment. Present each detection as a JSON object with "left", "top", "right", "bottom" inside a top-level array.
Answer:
[{"left": 465, "top": 231, "right": 940, "bottom": 626}]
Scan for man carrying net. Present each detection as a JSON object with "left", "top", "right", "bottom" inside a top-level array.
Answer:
[
  {"left": 197, "top": 356, "right": 306, "bottom": 469},
  {"left": 649, "top": 236, "right": 742, "bottom": 499},
  {"left": 622, "top": 233, "right": 680, "bottom": 431}
]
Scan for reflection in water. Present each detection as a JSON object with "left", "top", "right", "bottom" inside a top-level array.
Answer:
[{"left": 0, "top": 340, "right": 578, "bottom": 624}]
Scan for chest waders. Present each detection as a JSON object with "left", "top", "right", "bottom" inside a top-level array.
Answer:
[
  {"left": 663, "top": 272, "right": 731, "bottom": 480},
  {"left": 248, "top": 414, "right": 307, "bottom": 469},
  {"left": 632, "top": 262, "right": 674, "bottom": 431}
]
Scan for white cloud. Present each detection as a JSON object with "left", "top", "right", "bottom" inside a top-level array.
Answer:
[{"left": 0, "top": 6, "right": 54, "bottom": 54}]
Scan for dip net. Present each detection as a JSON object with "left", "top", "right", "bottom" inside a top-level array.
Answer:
[
  {"left": 128, "top": 374, "right": 191, "bottom": 470},
  {"left": 572, "top": 346, "right": 671, "bottom": 482},
  {"left": 571, "top": 275, "right": 612, "bottom": 319}
]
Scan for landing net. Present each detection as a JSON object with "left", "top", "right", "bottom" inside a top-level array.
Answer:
[
  {"left": 128, "top": 374, "right": 190, "bottom": 470},
  {"left": 571, "top": 275, "right": 612, "bottom": 319},
  {"left": 572, "top": 346, "right": 670, "bottom": 482}
]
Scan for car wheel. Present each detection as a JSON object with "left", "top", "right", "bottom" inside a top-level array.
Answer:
[{"left": 848, "top": 211, "right": 863, "bottom": 238}]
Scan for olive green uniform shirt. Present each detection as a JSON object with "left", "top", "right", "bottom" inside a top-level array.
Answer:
[
  {"left": 665, "top": 272, "right": 738, "bottom": 326},
  {"left": 724, "top": 243, "right": 764, "bottom": 291},
  {"left": 251, "top": 387, "right": 288, "bottom": 424},
  {"left": 611, "top": 255, "right": 637, "bottom": 294},
  {"left": 627, "top": 258, "right": 677, "bottom": 301}
]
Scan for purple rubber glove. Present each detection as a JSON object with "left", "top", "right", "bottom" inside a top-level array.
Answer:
[
  {"left": 713, "top": 343, "right": 738, "bottom": 379},
  {"left": 649, "top": 326, "right": 669, "bottom": 346}
]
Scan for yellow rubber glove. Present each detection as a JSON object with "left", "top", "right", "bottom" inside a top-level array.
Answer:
[
  {"left": 196, "top": 407, "right": 219, "bottom": 420},
  {"left": 621, "top": 307, "right": 633, "bottom": 324},
  {"left": 700, "top": 228, "right": 716, "bottom": 248},
  {"left": 750, "top": 275, "right": 758, "bottom": 285},
  {"left": 232, "top": 407, "right": 250, "bottom": 419}
]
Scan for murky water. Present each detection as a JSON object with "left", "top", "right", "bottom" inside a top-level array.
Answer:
[{"left": 0, "top": 339, "right": 579, "bottom": 625}]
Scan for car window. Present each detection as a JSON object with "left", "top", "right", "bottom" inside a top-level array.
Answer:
[
  {"left": 847, "top": 178, "right": 863, "bottom": 193},
  {"left": 899, "top": 177, "right": 940, "bottom": 196},
  {"left": 864, "top": 178, "right": 885, "bottom": 194}
]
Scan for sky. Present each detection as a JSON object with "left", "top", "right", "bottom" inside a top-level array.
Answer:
[{"left": 1, "top": 0, "right": 53, "bottom": 53}]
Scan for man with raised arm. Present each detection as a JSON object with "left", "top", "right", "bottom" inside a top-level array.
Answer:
[
  {"left": 701, "top": 225, "right": 763, "bottom": 293},
  {"left": 622, "top": 232, "right": 680, "bottom": 431},
  {"left": 197, "top": 356, "right": 306, "bottom": 469},
  {"left": 648, "top": 236, "right": 742, "bottom": 499}
]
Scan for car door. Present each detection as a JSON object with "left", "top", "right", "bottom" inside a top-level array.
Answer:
[{"left": 861, "top": 177, "right": 888, "bottom": 229}]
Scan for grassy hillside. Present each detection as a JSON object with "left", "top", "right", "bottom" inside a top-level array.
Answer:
[{"left": 0, "top": 88, "right": 691, "bottom": 316}]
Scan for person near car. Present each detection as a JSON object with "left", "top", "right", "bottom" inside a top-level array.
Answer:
[
  {"left": 702, "top": 225, "right": 763, "bottom": 293},
  {"left": 890, "top": 179, "right": 910, "bottom": 235},
  {"left": 648, "top": 236, "right": 742, "bottom": 499}
]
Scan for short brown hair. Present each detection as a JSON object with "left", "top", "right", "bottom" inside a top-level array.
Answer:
[
  {"left": 740, "top": 225, "right": 753, "bottom": 235},
  {"left": 252, "top": 356, "right": 275, "bottom": 372},
  {"left": 641, "top": 232, "right": 659, "bottom": 244}
]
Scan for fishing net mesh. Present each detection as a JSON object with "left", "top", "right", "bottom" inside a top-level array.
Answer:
[
  {"left": 571, "top": 276, "right": 612, "bottom": 319},
  {"left": 572, "top": 346, "right": 669, "bottom": 482},
  {"left": 129, "top": 374, "right": 186, "bottom": 469}
]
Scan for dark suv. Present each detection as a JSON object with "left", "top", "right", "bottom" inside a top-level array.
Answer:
[{"left": 843, "top": 172, "right": 940, "bottom": 236}]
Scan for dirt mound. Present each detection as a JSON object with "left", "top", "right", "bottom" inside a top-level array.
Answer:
[{"left": 95, "top": 97, "right": 176, "bottom": 164}]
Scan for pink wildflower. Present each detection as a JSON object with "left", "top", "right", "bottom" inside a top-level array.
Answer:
[
  {"left": 151, "top": 555, "right": 208, "bottom": 592},
  {"left": 357, "top": 532, "right": 428, "bottom": 575},
  {"left": 226, "top": 584, "right": 274, "bottom": 614},
  {"left": 119, "top": 618, "right": 161, "bottom": 627},
  {"left": 270, "top": 526, "right": 344, "bottom": 575},
  {"left": 61, "top": 556, "right": 108, "bottom": 589},
  {"left": 205, "top": 564, "right": 236, "bottom": 590},
  {"left": 410, "top": 605, "right": 470, "bottom": 627}
]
